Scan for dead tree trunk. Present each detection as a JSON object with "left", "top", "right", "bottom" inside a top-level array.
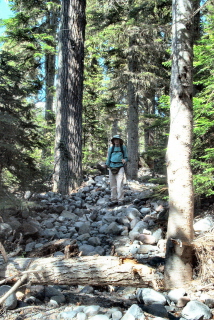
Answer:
[
  {"left": 164, "top": 0, "right": 194, "bottom": 289},
  {"left": 0, "top": 256, "right": 160, "bottom": 288}
]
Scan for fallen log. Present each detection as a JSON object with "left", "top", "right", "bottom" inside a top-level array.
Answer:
[{"left": 0, "top": 256, "right": 162, "bottom": 288}]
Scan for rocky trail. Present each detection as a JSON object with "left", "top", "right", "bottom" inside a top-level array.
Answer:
[{"left": 0, "top": 173, "right": 214, "bottom": 320}]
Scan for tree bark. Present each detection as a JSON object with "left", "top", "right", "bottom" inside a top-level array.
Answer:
[
  {"left": 192, "top": 0, "right": 201, "bottom": 42},
  {"left": 164, "top": 0, "right": 194, "bottom": 289},
  {"left": 53, "top": 0, "right": 86, "bottom": 194},
  {"left": 127, "top": 33, "right": 139, "bottom": 180},
  {"left": 111, "top": 118, "right": 119, "bottom": 137},
  {"left": 45, "top": 50, "right": 56, "bottom": 123},
  {"left": 0, "top": 256, "right": 159, "bottom": 288},
  {"left": 45, "top": 2, "right": 60, "bottom": 123}
]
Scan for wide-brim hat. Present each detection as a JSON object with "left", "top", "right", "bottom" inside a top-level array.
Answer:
[{"left": 111, "top": 135, "right": 124, "bottom": 144}]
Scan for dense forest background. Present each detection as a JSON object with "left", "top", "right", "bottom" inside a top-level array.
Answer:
[{"left": 0, "top": 0, "right": 213, "bottom": 203}]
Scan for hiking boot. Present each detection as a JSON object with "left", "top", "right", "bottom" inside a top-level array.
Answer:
[{"left": 108, "top": 201, "right": 118, "bottom": 207}]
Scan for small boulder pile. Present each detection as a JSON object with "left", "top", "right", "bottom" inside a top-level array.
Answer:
[
  {"left": 1, "top": 176, "right": 169, "bottom": 260},
  {"left": 0, "top": 174, "right": 214, "bottom": 320}
]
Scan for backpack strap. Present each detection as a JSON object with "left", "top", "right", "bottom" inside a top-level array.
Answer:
[
  {"left": 110, "top": 144, "right": 124, "bottom": 161},
  {"left": 120, "top": 144, "right": 124, "bottom": 159},
  {"left": 110, "top": 145, "right": 115, "bottom": 161}
]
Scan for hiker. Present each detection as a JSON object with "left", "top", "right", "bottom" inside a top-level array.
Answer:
[{"left": 105, "top": 135, "right": 128, "bottom": 206}]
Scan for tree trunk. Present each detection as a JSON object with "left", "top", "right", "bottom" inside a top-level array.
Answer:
[
  {"left": 45, "top": 51, "right": 56, "bottom": 123},
  {"left": 53, "top": 0, "right": 86, "bottom": 194},
  {"left": 143, "top": 94, "right": 156, "bottom": 171},
  {"left": 45, "top": 3, "right": 59, "bottom": 123},
  {"left": 193, "top": 0, "right": 201, "bottom": 42},
  {"left": 127, "top": 33, "right": 139, "bottom": 180},
  {"left": 111, "top": 118, "right": 119, "bottom": 137},
  {"left": 42, "top": 9, "right": 59, "bottom": 158},
  {"left": 0, "top": 256, "right": 159, "bottom": 288},
  {"left": 164, "top": 0, "right": 194, "bottom": 289}
]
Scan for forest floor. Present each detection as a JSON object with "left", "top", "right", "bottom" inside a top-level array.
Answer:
[{"left": 0, "top": 169, "right": 214, "bottom": 320}]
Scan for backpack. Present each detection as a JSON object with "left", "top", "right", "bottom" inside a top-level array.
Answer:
[
  {"left": 110, "top": 144, "right": 124, "bottom": 159},
  {"left": 109, "top": 144, "right": 127, "bottom": 175}
]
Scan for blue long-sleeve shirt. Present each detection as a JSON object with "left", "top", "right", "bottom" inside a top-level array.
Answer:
[{"left": 106, "top": 145, "right": 128, "bottom": 168}]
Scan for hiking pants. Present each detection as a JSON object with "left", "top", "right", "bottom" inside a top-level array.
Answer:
[{"left": 109, "top": 167, "right": 125, "bottom": 202}]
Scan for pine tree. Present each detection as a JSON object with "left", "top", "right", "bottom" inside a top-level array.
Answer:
[
  {"left": 86, "top": 0, "right": 172, "bottom": 174},
  {"left": 3, "top": 0, "right": 60, "bottom": 155},
  {"left": 192, "top": 2, "right": 214, "bottom": 199},
  {"left": 44, "top": 1, "right": 60, "bottom": 124},
  {"left": 0, "top": 0, "right": 61, "bottom": 192},
  {"left": 53, "top": 0, "right": 86, "bottom": 194},
  {"left": 0, "top": 49, "right": 44, "bottom": 193}
]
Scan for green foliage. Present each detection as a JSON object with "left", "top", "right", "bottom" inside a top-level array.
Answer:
[
  {"left": 150, "top": 184, "right": 168, "bottom": 201},
  {"left": 192, "top": 5, "right": 214, "bottom": 198},
  {"left": 139, "top": 94, "right": 169, "bottom": 174},
  {"left": 0, "top": 0, "right": 212, "bottom": 203},
  {"left": 84, "top": 0, "right": 172, "bottom": 171},
  {"left": 0, "top": 0, "right": 59, "bottom": 195},
  {"left": 192, "top": 171, "right": 214, "bottom": 197},
  {"left": 82, "top": 42, "right": 110, "bottom": 165},
  {"left": 0, "top": 47, "right": 51, "bottom": 194}
]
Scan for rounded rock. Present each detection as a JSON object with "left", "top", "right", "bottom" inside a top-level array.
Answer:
[
  {"left": 137, "top": 288, "right": 166, "bottom": 305},
  {"left": 0, "top": 285, "right": 17, "bottom": 310},
  {"left": 181, "top": 300, "right": 212, "bottom": 320},
  {"left": 167, "top": 288, "right": 186, "bottom": 303}
]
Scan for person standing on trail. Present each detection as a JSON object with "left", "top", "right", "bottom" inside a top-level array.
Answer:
[{"left": 105, "top": 135, "right": 128, "bottom": 206}]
